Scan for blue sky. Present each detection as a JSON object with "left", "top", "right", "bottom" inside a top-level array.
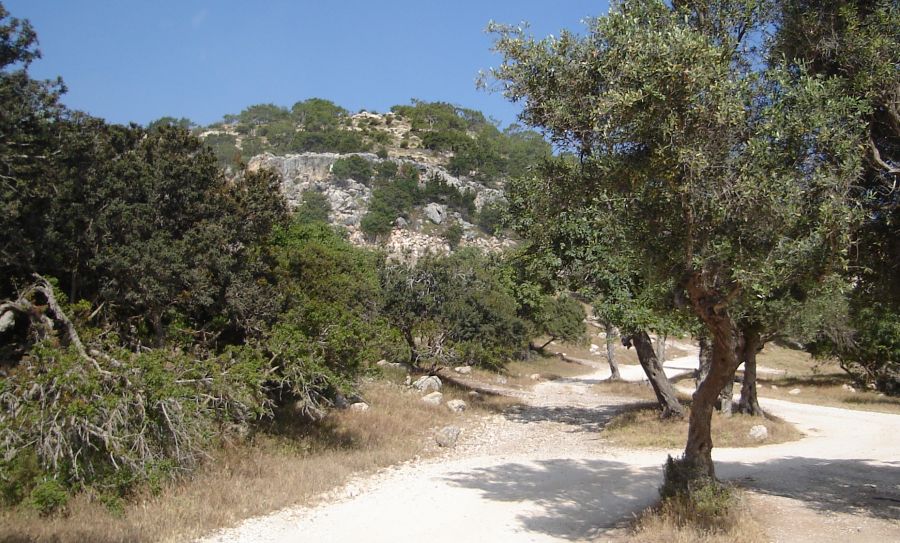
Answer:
[{"left": 7, "top": 1, "right": 610, "bottom": 128}]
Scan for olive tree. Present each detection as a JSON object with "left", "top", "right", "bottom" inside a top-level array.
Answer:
[{"left": 487, "top": 0, "right": 863, "bottom": 484}]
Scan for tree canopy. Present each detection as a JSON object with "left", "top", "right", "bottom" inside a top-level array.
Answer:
[{"left": 487, "top": 0, "right": 866, "bottom": 485}]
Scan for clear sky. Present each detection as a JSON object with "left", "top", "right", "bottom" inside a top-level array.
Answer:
[{"left": 6, "top": 1, "right": 610, "bottom": 128}]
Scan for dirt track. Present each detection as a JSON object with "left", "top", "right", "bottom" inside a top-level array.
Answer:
[{"left": 199, "top": 345, "right": 900, "bottom": 543}]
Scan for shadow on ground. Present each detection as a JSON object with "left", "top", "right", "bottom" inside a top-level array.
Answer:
[
  {"left": 504, "top": 403, "right": 634, "bottom": 432},
  {"left": 443, "top": 458, "right": 660, "bottom": 540},
  {"left": 720, "top": 457, "right": 900, "bottom": 521}
]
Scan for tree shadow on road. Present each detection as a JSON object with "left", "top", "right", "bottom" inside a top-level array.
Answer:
[
  {"left": 443, "top": 458, "right": 660, "bottom": 540},
  {"left": 720, "top": 457, "right": 900, "bottom": 521},
  {"left": 504, "top": 403, "right": 633, "bottom": 433}
]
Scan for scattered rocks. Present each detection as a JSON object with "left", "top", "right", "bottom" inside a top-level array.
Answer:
[
  {"left": 413, "top": 375, "right": 442, "bottom": 392},
  {"left": 529, "top": 373, "right": 542, "bottom": 381},
  {"left": 435, "top": 425, "right": 461, "bottom": 447},
  {"left": 749, "top": 425, "right": 769, "bottom": 441},
  {"left": 349, "top": 402, "right": 370, "bottom": 412},
  {"left": 446, "top": 399, "right": 467, "bottom": 413},
  {"left": 789, "top": 388, "right": 802, "bottom": 395},
  {"left": 422, "top": 392, "right": 443, "bottom": 406},
  {"left": 841, "top": 384, "right": 857, "bottom": 393},
  {"left": 454, "top": 366, "right": 473, "bottom": 375},
  {"left": 495, "top": 376, "right": 508, "bottom": 385}
]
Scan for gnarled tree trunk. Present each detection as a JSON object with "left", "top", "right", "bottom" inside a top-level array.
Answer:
[
  {"left": 629, "top": 331, "right": 684, "bottom": 418},
  {"left": 682, "top": 273, "right": 743, "bottom": 481},
  {"left": 737, "top": 327, "right": 764, "bottom": 416},
  {"left": 604, "top": 322, "right": 622, "bottom": 381}
]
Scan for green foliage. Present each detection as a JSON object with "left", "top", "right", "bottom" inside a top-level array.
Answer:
[
  {"left": 443, "top": 222, "right": 463, "bottom": 250},
  {"left": 295, "top": 190, "right": 332, "bottom": 224},
  {"left": 0, "top": 342, "right": 271, "bottom": 511},
  {"left": 291, "top": 98, "right": 348, "bottom": 131},
  {"left": 391, "top": 99, "right": 550, "bottom": 182},
  {"left": 381, "top": 249, "right": 528, "bottom": 369},
  {"left": 204, "top": 132, "right": 240, "bottom": 167},
  {"left": 422, "top": 174, "right": 475, "bottom": 218},
  {"left": 147, "top": 116, "right": 195, "bottom": 131},
  {"left": 331, "top": 155, "right": 373, "bottom": 184},
  {"left": 288, "top": 129, "right": 370, "bottom": 154},
  {"left": 476, "top": 200, "right": 506, "bottom": 234},
  {"left": 489, "top": 0, "right": 865, "bottom": 333},
  {"left": 533, "top": 294, "right": 586, "bottom": 345},
  {"left": 268, "top": 219, "right": 392, "bottom": 413},
  {"left": 27, "top": 478, "right": 68, "bottom": 516},
  {"left": 361, "top": 165, "right": 421, "bottom": 240}
]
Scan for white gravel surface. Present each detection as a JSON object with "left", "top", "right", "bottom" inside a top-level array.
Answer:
[{"left": 198, "top": 343, "right": 900, "bottom": 543}]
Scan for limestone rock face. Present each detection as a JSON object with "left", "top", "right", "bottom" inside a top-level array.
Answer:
[
  {"left": 424, "top": 203, "right": 447, "bottom": 224},
  {"left": 246, "top": 151, "right": 512, "bottom": 261}
]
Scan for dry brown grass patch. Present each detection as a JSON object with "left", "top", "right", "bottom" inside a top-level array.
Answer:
[
  {"left": 0, "top": 379, "right": 499, "bottom": 543},
  {"left": 628, "top": 490, "right": 767, "bottom": 543},
  {"left": 602, "top": 406, "right": 801, "bottom": 449}
]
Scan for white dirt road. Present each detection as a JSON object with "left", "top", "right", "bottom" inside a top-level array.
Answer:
[{"left": 199, "top": 345, "right": 900, "bottom": 543}]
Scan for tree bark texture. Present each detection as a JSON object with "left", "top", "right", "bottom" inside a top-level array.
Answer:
[
  {"left": 737, "top": 327, "right": 764, "bottom": 416},
  {"left": 604, "top": 322, "right": 622, "bottom": 380},
  {"left": 630, "top": 331, "right": 684, "bottom": 418},
  {"left": 696, "top": 335, "right": 711, "bottom": 389},
  {"left": 683, "top": 273, "right": 743, "bottom": 480},
  {"left": 655, "top": 334, "right": 667, "bottom": 363}
]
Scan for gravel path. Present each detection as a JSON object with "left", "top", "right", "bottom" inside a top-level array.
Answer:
[{"left": 198, "top": 345, "right": 900, "bottom": 543}]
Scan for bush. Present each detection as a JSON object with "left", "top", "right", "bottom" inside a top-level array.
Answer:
[
  {"left": 476, "top": 200, "right": 506, "bottom": 234},
  {"left": 443, "top": 222, "right": 463, "bottom": 250},
  {"left": 331, "top": 155, "right": 373, "bottom": 184},
  {"left": 27, "top": 479, "right": 68, "bottom": 516},
  {"left": 295, "top": 190, "right": 332, "bottom": 224}
]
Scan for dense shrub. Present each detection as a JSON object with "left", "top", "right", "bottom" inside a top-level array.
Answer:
[{"left": 331, "top": 155, "right": 374, "bottom": 184}]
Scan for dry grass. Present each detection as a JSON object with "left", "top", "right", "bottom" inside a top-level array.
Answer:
[
  {"left": 0, "top": 376, "right": 510, "bottom": 543},
  {"left": 593, "top": 380, "right": 662, "bottom": 402},
  {"left": 601, "top": 405, "right": 802, "bottom": 449},
  {"left": 755, "top": 344, "right": 900, "bottom": 414},
  {"left": 627, "top": 491, "right": 767, "bottom": 543},
  {"left": 462, "top": 352, "right": 597, "bottom": 390}
]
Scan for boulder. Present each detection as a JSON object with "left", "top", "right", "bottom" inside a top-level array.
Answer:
[
  {"left": 454, "top": 366, "right": 473, "bottom": 375},
  {"left": 468, "top": 390, "right": 481, "bottom": 398},
  {"left": 424, "top": 202, "right": 447, "bottom": 224},
  {"left": 350, "top": 402, "right": 370, "bottom": 412},
  {"left": 748, "top": 425, "right": 768, "bottom": 441},
  {"left": 789, "top": 388, "right": 802, "bottom": 395},
  {"left": 422, "top": 392, "right": 443, "bottom": 406},
  {"left": 413, "top": 375, "right": 442, "bottom": 392},
  {"left": 395, "top": 217, "right": 409, "bottom": 229},
  {"left": 446, "top": 399, "right": 467, "bottom": 413},
  {"left": 375, "top": 359, "right": 389, "bottom": 366},
  {"left": 841, "top": 383, "right": 857, "bottom": 393},
  {"left": 529, "top": 373, "right": 542, "bottom": 381},
  {"left": 435, "top": 425, "right": 461, "bottom": 447}
]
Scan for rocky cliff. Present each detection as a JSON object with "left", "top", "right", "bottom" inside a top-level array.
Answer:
[{"left": 247, "top": 152, "right": 513, "bottom": 260}]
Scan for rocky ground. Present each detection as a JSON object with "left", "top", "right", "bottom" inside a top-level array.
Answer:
[{"left": 198, "top": 344, "right": 900, "bottom": 543}]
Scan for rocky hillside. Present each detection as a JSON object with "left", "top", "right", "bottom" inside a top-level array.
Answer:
[{"left": 200, "top": 100, "right": 550, "bottom": 259}]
